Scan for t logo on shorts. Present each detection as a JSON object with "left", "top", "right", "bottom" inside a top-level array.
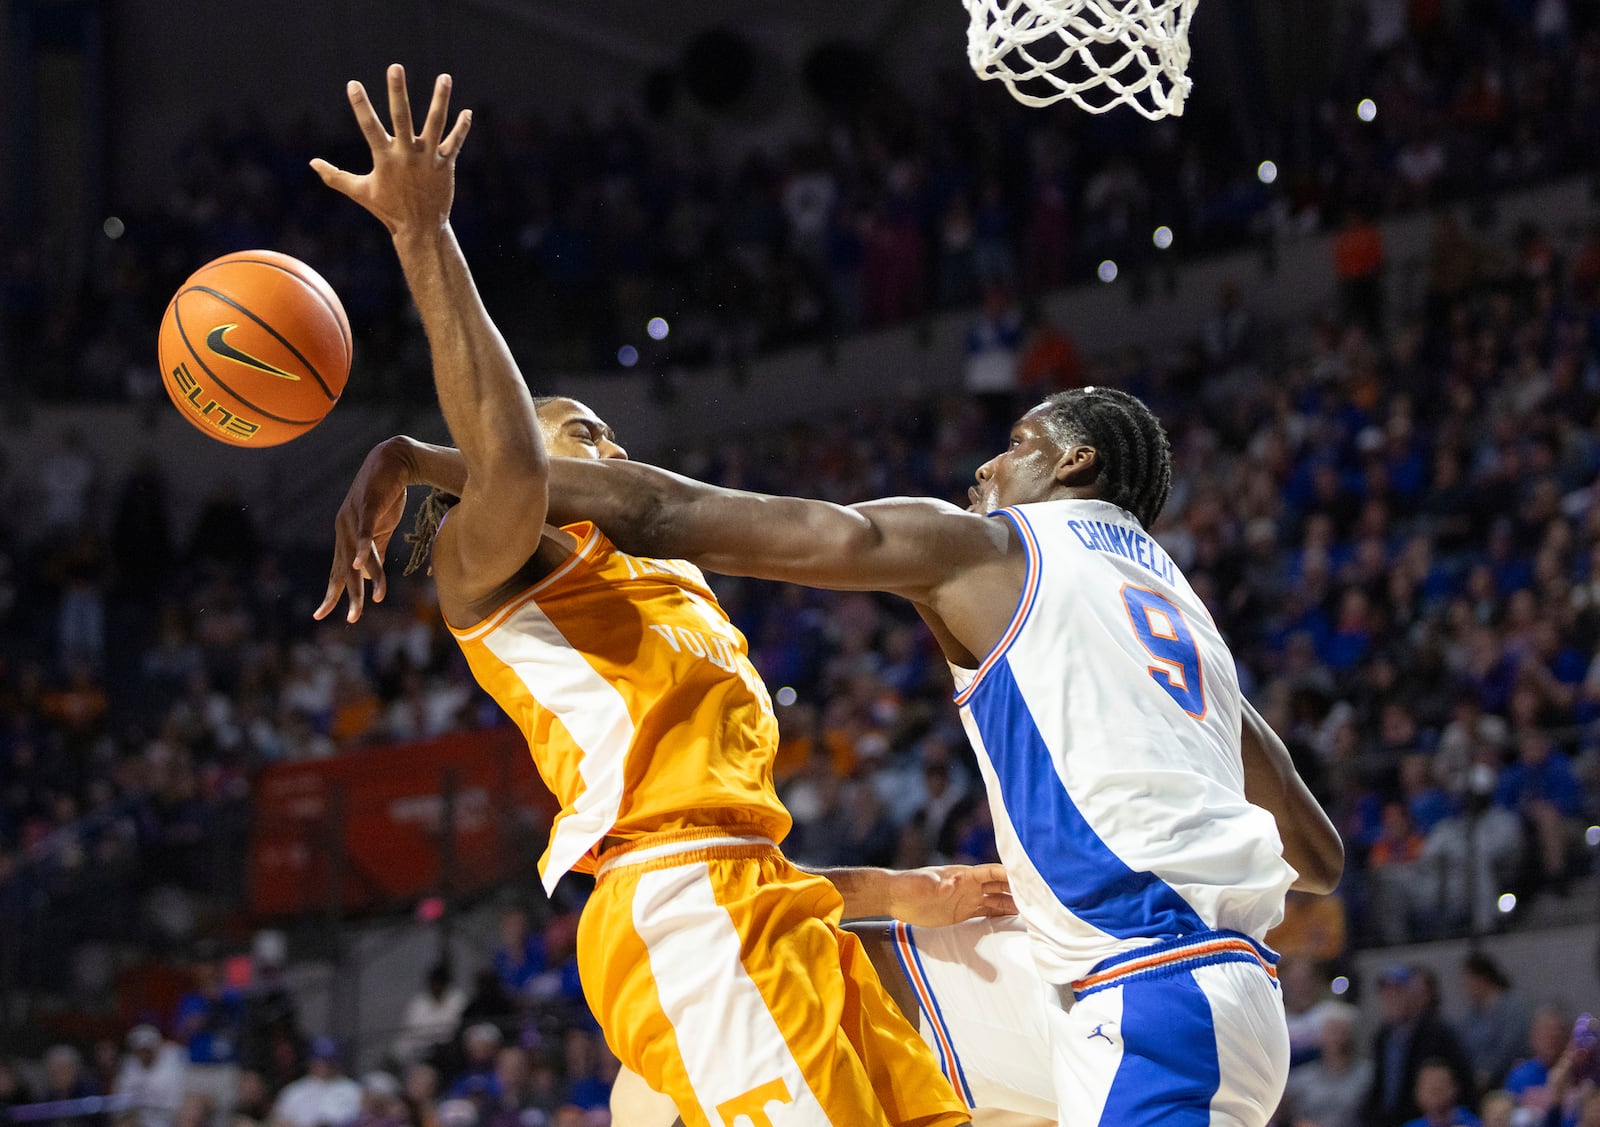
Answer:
[{"left": 716, "top": 1077, "right": 792, "bottom": 1127}]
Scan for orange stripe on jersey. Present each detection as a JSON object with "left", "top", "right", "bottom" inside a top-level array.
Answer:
[
  {"left": 1070, "top": 938, "right": 1278, "bottom": 994},
  {"left": 450, "top": 523, "right": 790, "bottom": 892}
]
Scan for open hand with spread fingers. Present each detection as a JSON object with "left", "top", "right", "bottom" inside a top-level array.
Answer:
[{"left": 309, "top": 63, "right": 472, "bottom": 236}]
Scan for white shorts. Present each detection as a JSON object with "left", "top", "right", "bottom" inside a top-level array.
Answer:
[
  {"left": 891, "top": 917, "right": 1057, "bottom": 1121},
  {"left": 1049, "top": 931, "right": 1290, "bottom": 1127}
]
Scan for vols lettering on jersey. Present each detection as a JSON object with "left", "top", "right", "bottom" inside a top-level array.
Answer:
[
  {"left": 450, "top": 523, "right": 789, "bottom": 892},
  {"left": 949, "top": 499, "right": 1296, "bottom": 987}
]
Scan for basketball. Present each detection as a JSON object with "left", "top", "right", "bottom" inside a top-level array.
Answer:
[{"left": 156, "top": 249, "right": 352, "bottom": 446}]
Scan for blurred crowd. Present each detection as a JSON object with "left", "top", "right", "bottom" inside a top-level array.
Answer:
[
  {"left": 1273, "top": 952, "right": 1600, "bottom": 1127},
  {"left": 2, "top": 0, "right": 1599, "bottom": 397},
  {"left": 0, "top": 904, "right": 612, "bottom": 1127}
]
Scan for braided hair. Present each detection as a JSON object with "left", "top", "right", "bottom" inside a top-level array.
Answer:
[
  {"left": 403, "top": 488, "right": 459, "bottom": 576},
  {"left": 1036, "top": 386, "right": 1173, "bottom": 530}
]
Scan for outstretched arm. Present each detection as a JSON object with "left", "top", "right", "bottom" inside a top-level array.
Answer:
[
  {"left": 314, "top": 440, "right": 1015, "bottom": 646},
  {"left": 1240, "top": 698, "right": 1344, "bottom": 895},
  {"left": 543, "top": 457, "right": 1010, "bottom": 602},
  {"left": 311, "top": 67, "right": 548, "bottom": 613},
  {"left": 804, "top": 863, "right": 1016, "bottom": 925}
]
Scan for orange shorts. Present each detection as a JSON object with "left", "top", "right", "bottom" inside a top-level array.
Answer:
[{"left": 577, "top": 829, "right": 968, "bottom": 1127}]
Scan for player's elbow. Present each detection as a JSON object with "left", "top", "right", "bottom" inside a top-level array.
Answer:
[{"left": 1294, "top": 833, "right": 1345, "bottom": 896}]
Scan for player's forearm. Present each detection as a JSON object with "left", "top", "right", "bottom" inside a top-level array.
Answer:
[
  {"left": 795, "top": 863, "right": 896, "bottom": 919},
  {"left": 1240, "top": 701, "right": 1344, "bottom": 894},
  {"left": 543, "top": 458, "right": 963, "bottom": 596},
  {"left": 391, "top": 226, "right": 547, "bottom": 490},
  {"left": 544, "top": 458, "right": 738, "bottom": 558},
  {"left": 386, "top": 436, "right": 469, "bottom": 496}
]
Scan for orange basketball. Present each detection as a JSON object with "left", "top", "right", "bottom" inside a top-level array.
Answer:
[{"left": 156, "top": 250, "right": 352, "bottom": 447}]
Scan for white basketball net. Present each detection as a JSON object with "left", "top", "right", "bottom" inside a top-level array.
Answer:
[{"left": 964, "top": 0, "right": 1200, "bottom": 119}]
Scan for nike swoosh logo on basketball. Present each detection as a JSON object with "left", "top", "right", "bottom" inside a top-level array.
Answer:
[{"left": 206, "top": 324, "right": 300, "bottom": 381}]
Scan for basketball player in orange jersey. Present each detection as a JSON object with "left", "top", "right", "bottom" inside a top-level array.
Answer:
[{"left": 309, "top": 65, "right": 974, "bottom": 1127}]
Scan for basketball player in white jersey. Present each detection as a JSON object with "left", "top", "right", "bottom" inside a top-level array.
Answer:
[{"left": 503, "top": 386, "right": 1344, "bottom": 1126}]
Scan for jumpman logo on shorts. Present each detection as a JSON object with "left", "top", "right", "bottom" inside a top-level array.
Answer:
[{"left": 1087, "top": 1022, "right": 1116, "bottom": 1044}]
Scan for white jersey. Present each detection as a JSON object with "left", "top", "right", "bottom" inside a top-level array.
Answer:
[{"left": 950, "top": 499, "right": 1296, "bottom": 987}]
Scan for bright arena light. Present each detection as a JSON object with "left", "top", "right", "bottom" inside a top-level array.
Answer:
[
  {"left": 1152, "top": 226, "right": 1174, "bottom": 250},
  {"left": 647, "top": 317, "right": 670, "bottom": 340},
  {"left": 1097, "top": 260, "right": 1119, "bottom": 283},
  {"left": 617, "top": 345, "right": 640, "bottom": 368},
  {"left": 1587, "top": 824, "right": 1600, "bottom": 847},
  {"left": 103, "top": 217, "right": 125, "bottom": 239},
  {"left": 1330, "top": 976, "right": 1350, "bottom": 996},
  {"left": 1257, "top": 160, "right": 1279, "bottom": 185},
  {"left": 1497, "top": 892, "right": 1517, "bottom": 914},
  {"left": 775, "top": 686, "right": 798, "bottom": 707},
  {"left": 1357, "top": 98, "right": 1378, "bottom": 122}
]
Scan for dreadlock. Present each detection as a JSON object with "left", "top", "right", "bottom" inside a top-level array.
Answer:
[
  {"left": 404, "top": 488, "right": 460, "bottom": 576},
  {"left": 1037, "top": 386, "right": 1172, "bottom": 530},
  {"left": 401, "top": 397, "right": 569, "bottom": 577}
]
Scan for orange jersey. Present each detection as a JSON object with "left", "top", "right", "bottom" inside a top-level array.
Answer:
[{"left": 449, "top": 522, "right": 790, "bottom": 892}]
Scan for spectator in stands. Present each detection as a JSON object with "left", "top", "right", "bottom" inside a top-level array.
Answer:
[
  {"left": 481, "top": 1049, "right": 529, "bottom": 1127},
  {"left": 962, "top": 284, "right": 1025, "bottom": 441},
  {"left": 524, "top": 1055, "right": 565, "bottom": 1121},
  {"left": 1367, "top": 965, "right": 1477, "bottom": 1127},
  {"left": 241, "top": 946, "right": 302, "bottom": 1084},
  {"left": 35, "top": 427, "right": 97, "bottom": 542},
  {"left": 1016, "top": 308, "right": 1084, "bottom": 396},
  {"left": 1455, "top": 953, "right": 1531, "bottom": 1093},
  {"left": 391, "top": 963, "right": 467, "bottom": 1068},
  {"left": 1281, "top": 1002, "right": 1373, "bottom": 1127},
  {"left": 1403, "top": 1058, "right": 1483, "bottom": 1127},
  {"left": 352, "top": 1074, "right": 406, "bottom": 1127},
  {"left": 490, "top": 909, "right": 546, "bottom": 1003},
  {"left": 1280, "top": 957, "right": 1343, "bottom": 1064},
  {"left": 1495, "top": 729, "right": 1585, "bottom": 891},
  {"left": 91, "top": 1040, "right": 122, "bottom": 1104},
  {"left": 270, "top": 1038, "right": 360, "bottom": 1127},
  {"left": 114, "top": 1025, "right": 188, "bottom": 1127},
  {"left": 1418, "top": 776, "right": 1526, "bottom": 936},
  {"left": 454, "top": 971, "right": 513, "bottom": 1046},
  {"left": 174, "top": 1095, "right": 217, "bottom": 1127},
  {"left": 175, "top": 957, "right": 245, "bottom": 1124},
  {"left": 1369, "top": 801, "right": 1429, "bottom": 943},
  {"left": 231, "top": 1072, "right": 272, "bottom": 1127},
  {"left": 445, "top": 1025, "right": 503, "bottom": 1103},
  {"left": 0, "top": 1061, "right": 34, "bottom": 1118},
  {"left": 400, "top": 1065, "right": 439, "bottom": 1127},
  {"left": 1476, "top": 1089, "right": 1513, "bottom": 1127},
  {"left": 34, "top": 1045, "right": 102, "bottom": 1127},
  {"left": 558, "top": 1032, "right": 608, "bottom": 1114},
  {"left": 1504, "top": 1005, "right": 1573, "bottom": 1113}
]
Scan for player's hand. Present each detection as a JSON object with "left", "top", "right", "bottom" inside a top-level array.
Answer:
[
  {"left": 314, "top": 439, "right": 412, "bottom": 624},
  {"left": 309, "top": 64, "right": 472, "bottom": 237},
  {"left": 885, "top": 864, "right": 1015, "bottom": 927}
]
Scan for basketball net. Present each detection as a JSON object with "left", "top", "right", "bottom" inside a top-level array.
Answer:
[{"left": 964, "top": 0, "right": 1200, "bottom": 119}]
